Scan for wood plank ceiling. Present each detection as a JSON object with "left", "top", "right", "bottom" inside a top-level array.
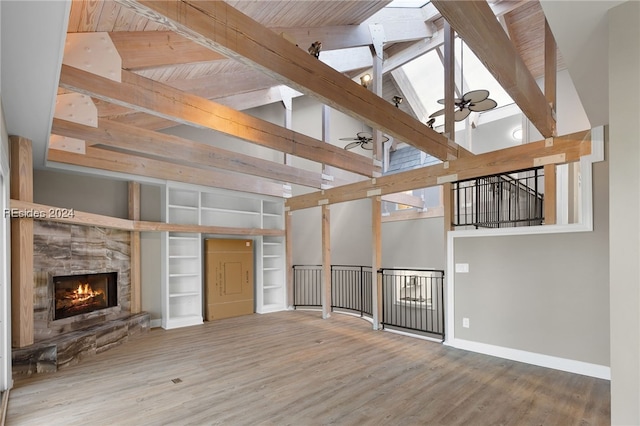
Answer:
[{"left": 52, "top": 0, "right": 563, "bottom": 198}]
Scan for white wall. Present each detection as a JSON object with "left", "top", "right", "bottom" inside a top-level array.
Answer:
[{"left": 0, "top": 99, "right": 12, "bottom": 391}]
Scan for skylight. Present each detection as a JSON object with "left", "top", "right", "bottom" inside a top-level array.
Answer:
[{"left": 400, "top": 36, "right": 516, "bottom": 130}]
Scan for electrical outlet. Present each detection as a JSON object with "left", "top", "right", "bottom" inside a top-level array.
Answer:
[{"left": 462, "top": 317, "right": 470, "bottom": 328}]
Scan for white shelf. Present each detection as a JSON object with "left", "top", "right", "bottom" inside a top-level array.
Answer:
[
  {"left": 263, "top": 267, "right": 280, "bottom": 271},
  {"left": 263, "top": 255, "right": 280, "bottom": 258},
  {"left": 263, "top": 242, "right": 282, "bottom": 246},
  {"left": 263, "top": 285, "right": 281, "bottom": 290},
  {"left": 169, "top": 204, "right": 198, "bottom": 211},
  {"left": 201, "top": 206, "right": 260, "bottom": 215},
  {"left": 262, "top": 212, "right": 281, "bottom": 217},
  {"left": 169, "top": 273, "right": 199, "bottom": 278},
  {"left": 169, "top": 292, "right": 200, "bottom": 298},
  {"left": 169, "top": 236, "right": 200, "bottom": 241},
  {"left": 169, "top": 255, "right": 199, "bottom": 259}
]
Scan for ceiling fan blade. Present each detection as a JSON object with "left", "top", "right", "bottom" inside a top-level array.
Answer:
[
  {"left": 361, "top": 141, "right": 374, "bottom": 150},
  {"left": 429, "top": 108, "right": 445, "bottom": 118},
  {"left": 339, "top": 137, "right": 359, "bottom": 141},
  {"left": 468, "top": 98, "right": 498, "bottom": 112},
  {"left": 462, "top": 89, "right": 489, "bottom": 103},
  {"left": 344, "top": 141, "right": 361, "bottom": 150},
  {"left": 381, "top": 135, "right": 390, "bottom": 144},
  {"left": 455, "top": 108, "right": 471, "bottom": 121},
  {"left": 437, "top": 98, "right": 462, "bottom": 105}
]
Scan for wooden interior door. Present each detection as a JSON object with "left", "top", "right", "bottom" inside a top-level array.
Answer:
[{"left": 204, "top": 239, "right": 254, "bottom": 320}]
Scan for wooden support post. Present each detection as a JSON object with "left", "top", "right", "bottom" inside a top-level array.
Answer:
[
  {"left": 371, "top": 30, "right": 385, "bottom": 164},
  {"left": 128, "top": 182, "right": 141, "bottom": 314},
  {"left": 443, "top": 22, "right": 455, "bottom": 142},
  {"left": 285, "top": 211, "right": 293, "bottom": 309},
  {"left": 371, "top": 196, "right": 382, "bottom": 330},
  {"left": 544, "top": 164, "right": 557, "bottom": 225},
  {"left": 544, "top": 18, "right": 557, "bottom": 135},
  {"left": 9, "top": 136, "right": 34, "bottom": 348},
  {"left": 443, "top": 182, "right": 454, "bottom": 232},
  {"left": 321, "top": 205, "right": 331, "bottom": 319}
]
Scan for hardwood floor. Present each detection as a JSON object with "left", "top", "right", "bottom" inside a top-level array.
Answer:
[{"left": 6, "top": 311, "right": 610, "bottom": 425}]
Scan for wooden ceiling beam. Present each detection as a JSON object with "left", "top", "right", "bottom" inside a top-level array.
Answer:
[
  {"left": 431, "top": 0, "right": 556, "bottom": 138},
  {"left": 116, "top": 0, "right": 459, "bottom": 161},
  {"left": 109, "top": 31, "right": 226, "bottom": 70},
  {"left": 51, "top": 118, "right": 324, "bottom": 189},
  {"left": 59, "top": 64, "right": 375, "bottom": 177},
  {"left": 48, "top": 146, "right": 287, "bottom": 198},
  {"left": 285, "top": 130, "right": 591, "bottom": 211}
]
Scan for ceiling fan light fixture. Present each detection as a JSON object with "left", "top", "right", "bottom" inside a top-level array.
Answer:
[
  {"left": 392, "top": 96, "right": 403, "bottom": 107},
  {"left": 360, "top": 74, "right": 372, "bottom": 88},
  {"left": 512, "top": 127, "right": 523, "bottom": 141}
]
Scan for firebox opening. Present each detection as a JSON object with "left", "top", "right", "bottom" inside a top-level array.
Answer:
[{"left": 53, "top": 272, "right": 118, "bottom": 320}]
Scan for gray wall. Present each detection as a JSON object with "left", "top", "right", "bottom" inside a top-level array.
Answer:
[
  {"left": 609, "top": 2, "right": 640, "bottom": 423},
  {"left": 292, "top": 204, "right": 446, "bottom": 270},
  {"left": 291, "top": 199, "right": 373, "bottom": 266},
  {"left": 140, "top": 184, "right": 163, "bottom": 320},
  {"left": 453, "top": 157, "right": 609, "bottom": 366},
  {"left": 382, "top": 217, "right": 445, "bottom": 270},
  {"left": 33, "top": 169, "right": 128, "bottom": 218}
]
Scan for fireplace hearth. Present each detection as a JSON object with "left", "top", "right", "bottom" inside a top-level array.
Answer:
[{"left": 53, "top": 272, "right": 118, "bottom": 320}]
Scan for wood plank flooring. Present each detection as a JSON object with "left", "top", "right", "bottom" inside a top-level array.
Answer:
[{"left": 6, "top": 311, "right": 610, "bottom": 425}]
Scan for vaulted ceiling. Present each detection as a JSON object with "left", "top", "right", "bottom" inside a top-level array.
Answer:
[{"left": 1, "top": 0, "right": 588, "bottom": 200}]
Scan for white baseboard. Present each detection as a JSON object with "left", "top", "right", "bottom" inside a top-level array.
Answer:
[
  {"left": 446, "top": 338, "right": 610, "bottom": 380},
  {"left": 150, "top": 319, "right": 162, "bottom": 329}
]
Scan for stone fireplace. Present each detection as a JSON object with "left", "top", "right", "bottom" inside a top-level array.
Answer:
[{"left": 12, "top": 220, "right": 149, "bottom": 376}]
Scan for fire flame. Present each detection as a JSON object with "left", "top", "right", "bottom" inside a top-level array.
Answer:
[{"left": 73, "top": 282, "right": 103, "bottom": 303}]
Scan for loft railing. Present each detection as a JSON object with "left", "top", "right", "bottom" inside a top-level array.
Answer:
[
  {"left": 291, "top": 265, "right": 372, "bottom": 316},
  {"left": 292, "top": 265, "right": 445, "bottom": 340},
  {"left": 452, "top": 167, "right": 544, "bottom": 228},
  {"left": 380, "top": 268, "right": 445, "bottom": 339}
]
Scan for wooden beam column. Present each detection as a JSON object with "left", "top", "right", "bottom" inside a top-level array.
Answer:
[
  {"left": 9, "top": 136, "right": 34, "bottom": 348},
  {"left": 321, "top": 205, "right": 331, "bottom": 319},
  {"left": 443, "top": 21, "right": 455, "bottom": 141},
  {"left": 544, "top": 164, "right": 557, "bottom": 225},
  {"left": 443, "top": 182, "right": 454, "bottom": 232},
  {"left": 543, "top": 20, "right": 558, "bottom": 224},
  {"left": 370, "top": 24, "right": 385, "bottom": 166},
  {"left": 371, "top": 196, "right": 382, "bottom": 330},
  {"left": 128, "top": 182, "right": 141, "bottom": 313},
  {"left": 544, "top": 18, "right": 557, "bottom": 125}
]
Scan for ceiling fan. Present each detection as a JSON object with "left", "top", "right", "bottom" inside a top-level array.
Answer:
[
  {"left": 340, "top": 132, "right": 389, "bottom": 150},
  {"left": 429, "top": 89, "right": 498, "bottom": 122}
]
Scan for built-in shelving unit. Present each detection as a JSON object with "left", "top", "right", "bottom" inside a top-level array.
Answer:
[
  {"left": 161, "top": 184, "right": 287, "bottom": 328},
  {"left": 257, "top": 235, "right": 286, "bottom": 313},
  {"left": 163, "top": 232, "right": 203, "bottom": 329}
]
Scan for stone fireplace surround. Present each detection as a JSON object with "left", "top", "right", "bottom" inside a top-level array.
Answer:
[{"left": 12, "top": 221, "right": 149, "bottom": 375}]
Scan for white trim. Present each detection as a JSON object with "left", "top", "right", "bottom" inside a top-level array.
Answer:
[
  {"left": 0, "top": 104, "right": 11, "bottom": 392},
  {"left": 446, "top": 338, "right": 610, "bottom": 380},
  {"left": 150, "top": 319, "right": 162, "bottom": 328},
  {"left": 383, "top": 327, "right": 443, "bottom": 344}
]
